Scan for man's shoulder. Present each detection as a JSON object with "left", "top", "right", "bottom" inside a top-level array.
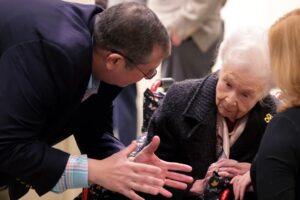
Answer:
[{"left": 0, "top": 0, "right": 99, "bottom": 55}]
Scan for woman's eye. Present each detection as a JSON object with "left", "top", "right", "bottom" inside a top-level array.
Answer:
[
  {"left": 241, "top": 93, "right": 249, "bottom": 98},
  {"left": 226, "top": 82, "right": 232, "bottom": 88}
]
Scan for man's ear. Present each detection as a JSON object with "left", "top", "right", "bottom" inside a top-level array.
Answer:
[{"left": 106, "top": 53, "right": 126, "bottom": 70}]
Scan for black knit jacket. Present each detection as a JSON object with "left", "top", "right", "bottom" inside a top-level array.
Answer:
[{"left": 145, "top": 72, "right": 277, "bottom": 200}]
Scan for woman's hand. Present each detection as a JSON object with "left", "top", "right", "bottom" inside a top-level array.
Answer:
[
  {"left": 215, "top": 159, "right": 251, "bottom": 178},
  {"left": 189, "top": 162, "right": 220, "bottom": 196},
  {"left": 230, "top": 171, "right": 253, "bottom": 200},
  {"left": 189, "top": 179, "right": 206, "bottom": 196}
]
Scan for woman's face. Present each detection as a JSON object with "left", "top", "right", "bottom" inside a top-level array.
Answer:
[{"left": 216, "top": 69, "right": 264, "bottom": 122}]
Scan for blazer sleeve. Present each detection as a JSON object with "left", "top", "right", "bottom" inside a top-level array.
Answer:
[
  {"left": 73, "top": 82, "right": 125, "bottom": 159},
  {"left": 0, "top": 42, "right": 71, "bottom": 195}
]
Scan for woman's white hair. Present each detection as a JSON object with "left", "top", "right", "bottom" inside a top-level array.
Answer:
[{"left": 218, "top": 27, "right": 273, "bottom": 96}]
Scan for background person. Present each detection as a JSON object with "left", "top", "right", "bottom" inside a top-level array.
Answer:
[{"left": 147, "top": 0, "right": 226, "bottom": 81}]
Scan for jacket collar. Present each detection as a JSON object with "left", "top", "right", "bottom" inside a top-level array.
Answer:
[{"left": 182, "top": 71, "right": 219, "bottom": 123}]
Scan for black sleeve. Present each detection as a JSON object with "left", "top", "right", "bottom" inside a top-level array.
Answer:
[
  {"left": 144, "top": 84, "right": 193, "bottom": 200},
  {"left": 147, "top": 84, "right": 185, "bottom": 162},
  {"left": 253, "top": 115, "right": 300, "bottom": 200}
]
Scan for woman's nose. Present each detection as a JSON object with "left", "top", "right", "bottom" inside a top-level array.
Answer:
[{"left": 225, "top": 95, "right": 237, "bottom": 107}]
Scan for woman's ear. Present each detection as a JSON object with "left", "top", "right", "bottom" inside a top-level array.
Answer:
[{"left": 106, "top": 53, "right": 126, "bottom": 70}]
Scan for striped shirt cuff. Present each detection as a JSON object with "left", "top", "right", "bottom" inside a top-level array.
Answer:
[{"left": 52, "top": 154, "right": 88, "bottom": 193}]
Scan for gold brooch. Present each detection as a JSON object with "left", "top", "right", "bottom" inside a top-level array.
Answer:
[{"left": 264, "top": 113, "right": 273, "bottom": 123}]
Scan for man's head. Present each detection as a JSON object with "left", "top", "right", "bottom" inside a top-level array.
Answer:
[{"left": 92, "top": 2, "right": 170, "bottom": 87}]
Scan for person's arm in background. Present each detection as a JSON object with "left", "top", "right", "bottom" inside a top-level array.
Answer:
[
  {"left": 253, "top": 115, "right": 300, "bottom": 199},
  {"left": 168, "top": 0, "right": 224, "bottom": 46}
]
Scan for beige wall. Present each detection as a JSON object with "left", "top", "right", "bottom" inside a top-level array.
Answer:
[
  {"left": 212, "top": 0, "right": 300, "bottom": 71},
  {"left": 64, "top": 0, "right": 94, "bottom": 3},
  {"left": 222, "top": 0, "right": 300, "bottom": 33}
]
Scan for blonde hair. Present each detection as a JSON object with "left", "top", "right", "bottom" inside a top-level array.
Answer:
[
  {"left": 269, "top": 9, "right": 300, "bottom": 111},
  {"left": 218, "top": 27, "right": 272, "bottom": 98}
]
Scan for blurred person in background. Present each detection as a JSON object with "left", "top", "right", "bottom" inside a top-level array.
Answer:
[{"left": 147, "top": 0, "right": 227, "bottom": 81}]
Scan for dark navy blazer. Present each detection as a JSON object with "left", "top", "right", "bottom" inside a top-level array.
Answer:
[{"left": 0, "top": 0, "right": 123, "bottom": 198}]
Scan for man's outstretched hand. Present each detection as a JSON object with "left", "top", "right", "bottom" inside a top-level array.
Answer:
[{"left": 134, "top": 136, "right": 193, "bottom": 198}]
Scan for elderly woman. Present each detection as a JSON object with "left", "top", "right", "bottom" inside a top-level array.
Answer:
[{"left": 143, "top": 28, "right": 277, "bottom": 200}]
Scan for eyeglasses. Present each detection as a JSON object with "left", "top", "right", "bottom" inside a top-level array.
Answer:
[
  {"left": 110, "top": 49, "right": 157, "bottom": 80},
  {"left": 134, "top": 64, "right": 157, "bottom": 80}
]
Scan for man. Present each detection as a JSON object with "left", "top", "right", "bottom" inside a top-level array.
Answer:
[
  {"left": 105, "top": 0, "right": 146, "bottom": 148},
  {"left": 0, "top": 0, "right": 193, "bottom": 199}
]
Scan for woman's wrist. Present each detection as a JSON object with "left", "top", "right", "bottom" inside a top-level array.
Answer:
[{"left": 189, "top": 179, "right": 205, "bottom": 196}]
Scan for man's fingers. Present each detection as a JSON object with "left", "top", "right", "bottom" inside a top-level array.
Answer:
[
  {"left": 158, "top": 187, "right": 173, "bottom": 198},
  {"left": 162, "top": 161, "right": 192, "bottom": 172},
  {"left": 123, "top": 189, "right": 145, "bottom": 200},
  {"left": 131, "top": 173, "right": 164, "bottom": 188},
  {"left": 123, "top": 140, "right": 138, "bottom": 157},
  {"left": 165, "top": 171, "right": 193, "bottom": 183},
  {"left": 131, "top": 161, "right": 162, "bottom": 174},
  {"left": 130, "top": 181, "right": 160, "bottom": 196},
  {"left": 165, "top": 178, "right": 187, "bottom": 190},
  {"left": 142, "top": 135, "right": 160, "bottom": 155}
]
